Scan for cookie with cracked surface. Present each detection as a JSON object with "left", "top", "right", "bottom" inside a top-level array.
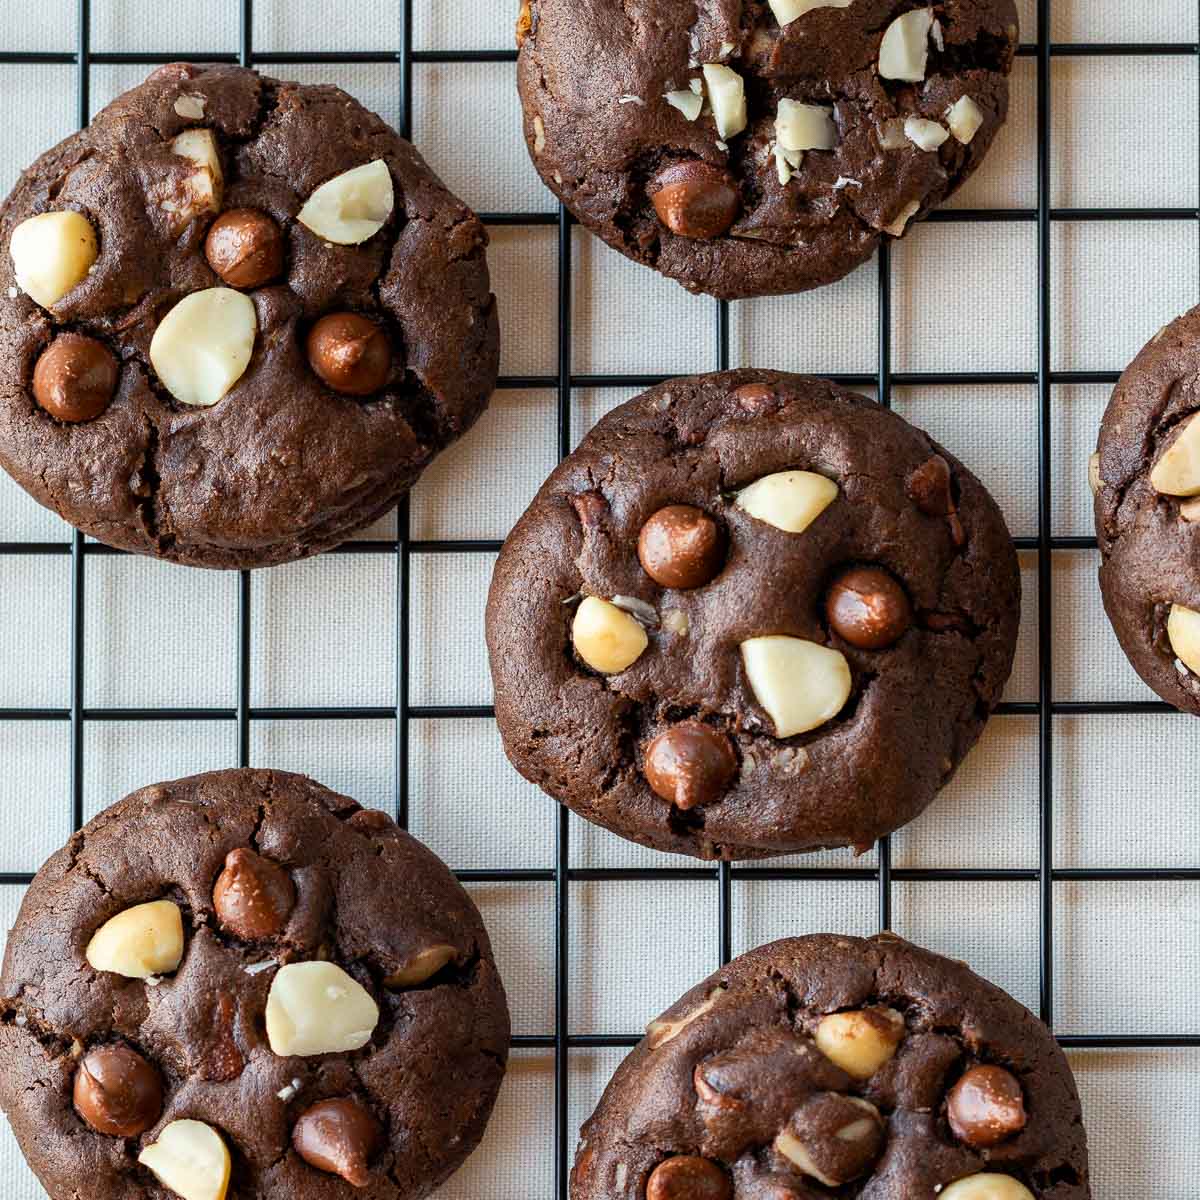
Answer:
[
  {"left": 0, "top": 63, "right": 499, "bottom": 568},
  {"left": 571, "top": 934, "right": 1089, "bottom": 1200},
  {"left": 1094, "top": 304, "right": 1200, "bottom": 715},
  {"left": 516, "top": 0, "right": 1018, "bottom": 299},
  {"left": 0, "top": 768, "right": 510, "bottom": 1200},
  {"left": 485, "top": 370, "right": 1019, "bottom": 860}
]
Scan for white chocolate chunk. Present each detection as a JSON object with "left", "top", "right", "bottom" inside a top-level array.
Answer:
[
  {"left": 768, "top": 0, "right": 851, "bottom": 26},
  {"left": 813, "top": 1008, "right": 905, "bottom": 1078},
  {"left": 265, "top": 961, "right": 380, "bottom": 1056},
  {"left": 297, "top": 159, "right": 394, "bottom": 245},
  {"left": 149, "top": 288, "right": 257, "bottom": 408},
  {"left": 939, "top": 1175, "right": 1036, "bottom": 1200},
  {"left": 735, "top": 470, "right": 838, "bottom": 534},
  {"left": 878, "top": 8, "right": 933, "bottom": 81},
  {"left": 1088, "top": 451, "right": 1102, "bottom": 496},
  {"left": 384, "top": 943, "right": 456, "bottom": 988},
  {"left": 904, "top": 116, "right": 949, "bottom": 151},
  {"left": 166, "top": 129, "right": 223, "bottom": 224},
  {"left": 776, "top": 99, "right": 838, "bottom": 152},
  {"left": 665, "top": 89, "right": 704, "bottom": 121},
  {"left": 173, "top": 93, "right": 207, "bottom": 120},
  {"left": 702, "top": 64, "right": 748, "bottom": 140},
  {"left": 9, "top": 211, "right": 98, "bottom": 310},
  {"left": 774, "top": 143, "right": 797, "bottom": 185},
  {"left": 1150, "top": 412, "right": 1200, "bottom": 496},
  {"left": 946, "top": 95, "right": 985, "bottom": 144},
  {"left": 86, "top": 899, "right": 184, "bottom": 979},
  {"left": 138, "top": 1120, "right": 231, "bottom": 1200},
  {"left": 646, "top": 986, "right": 726, "bottom": 1048},
  {"left": 740, "top": 637, "right": 852, "bottom": 737},
  {"left": 572, "top": 596, "right": 648, "bottom": 674},
  {"left": 1167, "top": 604, "right": 1200, "bottom": 675}
]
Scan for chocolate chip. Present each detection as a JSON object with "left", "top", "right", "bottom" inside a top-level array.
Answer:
[
  {"left": 643, "top": 721, "right": 737, "bottom": 810},
  {"left": 569, "top": 489, "right": 609, "bottom": 528},
  {"left": 907, "top": 453, "right": 956, "bottom": 517},
  {"left": 731, "top": 382, "right": 778, "bottom": 414},
  {"left": 646, "top": 1155, "right": 732, "bottom": 1200},
  {"left": 825, "top": 566, "right": 912, "bottom": 650},
  {"left": 32, "top": 334, "right": 118, "bottom": 423},
  {"left": 306, "top": 313, "right": 391, "bottom": 396},
  {"left": 212, "top": 848, "right": 296, "bottom": 940},
  {"left": 637, "top": 505, "right": 726, "bottom": 589},
  {"left": 649, "top": 162, "right": 740, "bottom": 240},
  {"left": 204, "top": 208, "right": 285, "bottom": 289},
  {"left": 292, "top": 1097, "right": 382, "bottom": 1188},
  {"left": 200, "top": 992, "right": 245, "bottom": 1082},
  {"left": 947, "top": 1065, "right": 1027, "bottom": 1148},
  {"left": 72, "top": 1044, "right": 162, "bottom": 1137}
]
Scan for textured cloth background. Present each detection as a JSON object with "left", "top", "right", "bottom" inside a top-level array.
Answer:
[{"left": 1, "top": 1, "right": 1199, "bottom": 1197}]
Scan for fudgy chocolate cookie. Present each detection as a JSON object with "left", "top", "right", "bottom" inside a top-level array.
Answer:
[
  {"left": 573, "top": 934, "right": 1089, "bottom": 1200},
  {"left": 517, "top": 0, "right": 1018, "bottom": 299},
  {"left": 486, "top": 370, "right": 1019, "bottom": 860},
  {"left": 0, "top": 64, "right": 499, "bottom": 567},
  {"left": 0, "top": 769, "right": 510, "bottom": 1200},
  {"left": 1095, "top": 305, "right": 1200, "bottom": 714}
]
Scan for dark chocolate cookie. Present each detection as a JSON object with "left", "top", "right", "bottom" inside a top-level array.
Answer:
[
  {"left": 0, "top": 769, "right": 510, "bottom": 1200},
  {"left": 0, "top": 64, "right": 499, "bottom": 568},
  {"left": 572, "top": 934, "right": 1089, "bottom": 1200},
  {"left": 517, "top": 0, "right": 1018, "bottom": 299},
  {"left": 486, "top": 370, "right": 1020, "bottom": 860},
  {"left": 1095, "top": 305, "right": 1200, "bottom": 714}
]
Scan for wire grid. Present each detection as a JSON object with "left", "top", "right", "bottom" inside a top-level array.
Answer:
[{"left": 0, "top": 1, "right": 1198, "bottom": 1196}]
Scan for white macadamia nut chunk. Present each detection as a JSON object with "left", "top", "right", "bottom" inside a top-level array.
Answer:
[
  {"left": 735, "top": 470, "right": 838, "bottom": 534},
  {"left": 774, "top": 1131, "right": 839, "bottom": 1187},
  {"left": 665, "top": 89, "right": 704, "bottom": 121},
  {"left": 1180, "top": 496, "right": 1200, "bottom": 522},
  {"left": 173, "top": 93, "right": 207, "bottom": 120},
  {"left": 740, "top": 637, "right": 852, "bottom": 737},
  {"left": 881, "top": 199, "right": 920, "bottom": 236},
  {"left": 167, "top": 129, "right": 224, "bottom": 223},
  {"left": 646, "top": 986, "right": 726, "bottom": 1048},
  {"left": 150, "top": 288, "right": 257, "bottom": 408},
  {"left": 1088, "top": 451, "right": 1101, "bottom": 496},
  {"left": 138, "top": 1120, "right": 231, "bottom": 1200},
  {"left": 1167, "top": 604, "right": 1200, "bottom": 675},
  {"left": 946, "top": 95, "right": 985, "bottom": 144},
  {"left": 572, "top": 596, "right": 649, "bottom": 675},
  {"left": 776, "top": 99, "right": 838, "bottom": 152},
  {"left": 1150, "top": 411, "right": 1200, "bottom": 496},
  {"left": 939, "top": 1175, "right": 1036, "bottom": 1200},
  {"left": 297, "top": 159, "right": 394, "bottom": 245},
  {"left": 86, "top": 899, "right": 184, "bottom": 979},
  {"left": 768, "top": 0, "right": 851, "bottom": 25},
  {"left": 813, "top": 1007, "right": 905, "bottom": 1078},
  {"left": 9, "top": 211, "right": 98, "bottom": 310},
  {"left": 702, "top": 64, "right": 748, "bottom": 140},
  {"left": 384, "top": 943, "right": 456, "bottom": 988},
  {"left": 878, "top": 8, "right": 933, "bottom": 81},
  {"left": 265, "top": 961, "right": 380, "bottom": 1056},
  {"left": 904, "top": 116, "right": 949, "bottom": 151}
]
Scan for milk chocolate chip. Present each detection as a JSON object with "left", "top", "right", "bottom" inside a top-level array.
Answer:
[
  {"left": 907, "top": 454, "right": 956, "bottom": 517},
  {"left": 212, "top": 848, "right": 295, "bottom": 939},
  {"left": 293, "top": 1098, "right": 382, "bottom": 1188},
  {"left": 650, "top": 162, "right": 740, "bottom": 240},
  {"left": 825, "top": 566, "right": 912, "bottom": 650},
  {"left": 205, "top": 208, "right": 284, "bottom": 289},
  {"left": 306, "top": 312, "right": 391, "bottom": 395},
  {"left": 32, "top": 333, "right": 118, "bottom": 423},
  {"left": 644, "top": 721, "right": 738, "bottom": 810},
  {"left": 638, "top": 504, "right": 726, "bottom": 589},
  {"left": 646, "top": 1155, "right": 732, "bottom": 1200},
  {"left": 947, "top": 1065, "right": 1027, "bottom": 1148},
  {"left": 73, "top": 1044, "right": 163, "bottom": 1137}
]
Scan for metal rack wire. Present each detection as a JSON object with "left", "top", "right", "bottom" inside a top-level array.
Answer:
[{"left": 1, "top": 2, "right": 1199, "bottom": 1197}]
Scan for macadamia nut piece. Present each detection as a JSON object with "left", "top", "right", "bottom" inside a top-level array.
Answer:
[
  {"left": 138, "top": 1120, "right": 231, "bottom": 1200},
  {"left": 1167, "top": 604, "right": 1200, "bottom": 675},
  {"left": 646, "top": 986, "right": 726, "bottom": 1048},
  {"left": 297, "top": 160, "right": 394, "bottom": 245},
  {"left": 904, "top": 116, "right": 949, "bottom": 151},
  {"left": 734, "top": 470, "right": 838, "bottom": 534},
  {"left": 265, "top": 962, "right": 380, "bottom": 1057},
  {"left": 1150, "top": 411, "right": 1200, "bottom": 496},
  {"left": 9, "top": 211, "right": 98, "bottom": 310},
  {"left": 939, "top": 1175, "right": 1036, "bottom": 1200},
  {"left": 740, "top": 636, "right": 852, "bottom": 737},
  {"left": 572, "top": 596, "right": 649, "bottom": 674},
  {"left": 813, "top": 1007, "right": 905, "bottom": 1078},
  {"left": 946, "top": 95, "right": 985, "bottom": 144},
  {"left": 86, "top": 899, "right": 184, "bottom": 979},
  {"left": 149, "top": 287, "right": 257, "bottom": 408},
  {"left": 776, "top": 100, "right": 838, "bottom": 152},
  {"left": 768, "top": 0, "right": 851, "bottom": 26},
  {"left": 878, "top": 8, "right": 933, "bottom": 82},
  {"left": 384, "top": 943, "right": 457, "bottom": 988},
  {"left": 165, "top": 129, "right": 223, "bottom": 225},
  {"left": 701, "top": 65, "right": 747, "bottom": 140},
  {"left": 665, "top": 89, "right": 704, "bottom": 121}
]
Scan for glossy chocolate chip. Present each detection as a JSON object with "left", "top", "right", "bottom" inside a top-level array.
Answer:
[
  {"left": 212, "top": 848, "right": 295, "bottom": 940},
  {"left": 637, "top": 505, "right": 725, "bottom": 589},
  {"left": 32, "top": 333, "right": 118, "bottom": 423},
  {"left": 825, "top": 566, "right": 912, "bottom": 650},
  {"left": 907, "top": 454, "right": 956, "bottom": 517},
  {"left": 644, "top": 721, "right": 737, "bottom": 810},
  {"left": 205, "top": 208, "right": 285, "bottom": 289},
  {"left": 306, "top": 313, "right": 391, "bottom": 396},
  {"left": 646, "top": 1155, "right": 732, "bottom": 1200},
  {"left": 947, "top": 1065, "right": 1027, "bottom": 1148},
  {"left": 72, "top": 1044, "right": 163, "bottom": 1137},
  {"left": 650, "top": 162, "right": 740, "bottom": 240},
  {"left": 293, "top": 1098, "right": 382, "bottom": 1188}
]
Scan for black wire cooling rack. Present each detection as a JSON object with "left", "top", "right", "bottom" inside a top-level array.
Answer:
[{"left": 1, "top": 1, "right": 1199, "bottom": 1196}]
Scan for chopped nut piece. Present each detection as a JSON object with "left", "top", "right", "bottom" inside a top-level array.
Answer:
[
  {"left": 86, "top": 900, "right": 184, "bottom": 980},
  {"left": 701, "top": 64, "right": 747, "bottom": 140},
  {"left": 297, "top": 160, "right": 393, "bottom": 245},
  {"left": 516, "top": 0, "right": 533, "bottom": 45},
  {"left": 939, "top": 1176, "right": 1036, "bottom": 1200},
  {"left": 149, "top": 288, "right": 257, "bottom": 408},
  {"left": 138, "top": 1120, "right": 231, "bottom": 1200},
  {"left": 878, "top": 8, "right": 933, "bottom": 82},
  {"left": 768, "top": 0, "right": 851, "bottom": 26},
  {"left": 665, "top": 89, "right": 704, "bottom": 121},
  {"left": 385, "top": 944, "right": 456, "bottom": 988},
  {"left": 734, "top": 470, "right": 838, "bottom": 534},
  {"left": 1167, "top": 604, "right": 1200, "bottom": 675},
  {"left": 946, "top": 95, "right": 985, "bottom": 144},
  {"left": 533, "top": 114, "right": 546, "bottom": 154},
  {"left": 776, "top": 99, "right": 838, "bottom": 152},
  {"left": 9, "top": 211, "right": 98, "bottom": 310},
  {"left": 877, "top": 118, "right": 909, "bottom": 150},
  {"left": 1088, "top": 451, "right": 1102, "bottom": 496},
  {"left": 265, "top": 962, "right": 379, "bottom": 1057},
  {"left": 740, "top": 637, "right": 852, "bottom": 737},
  {"left": 571, "top": 596, "right": 649, "bottom": 674},
  {"left": 904, "top": 116, "right": 949, "bottom": 151},
  {"left": 173, "top": 93, "right": 206, "bottom": 119},
  {"left": 646, "top": 986, "right": 727, "bottom": 1047},
  {"left": 881, "top": 199, "right": 920, "bottom": 236},
  {"left": 813, "top": 1007, "right": 904, "bottom": 1078},
  {"left": 1150, "top": 411, "right": 1200, "bottom": 495},
  {"left": 164, "top": 129, "right": 223, "bottom": 225},
  {"left": 662, "top": 609, "right": 691, "bottom": 636}
]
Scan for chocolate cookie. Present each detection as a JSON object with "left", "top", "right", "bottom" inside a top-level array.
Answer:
[
  {"left": 572, "top": 934, "right": 1089, "bottom": 1200},
  {"left": 0, "top": 64, "right": 499, "bottom": 568},
  {"left": 517, "top": 0, "right": 1018, "bottom": 299},
  {"left": 0, "top": 769, "right": 510, "bottom": 1200},
  {"left": 1094, "top": 305, "right": 1200, "bottom": 714},
  {"left": 485, "top": 370, "right": 1020, "bottom": 860}
]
